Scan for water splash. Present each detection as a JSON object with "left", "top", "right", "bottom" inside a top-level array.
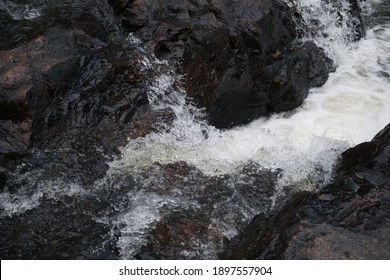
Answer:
[
  {"left": 0, "top": 0, "right": 42, "bottom": 20},
  {"left": 108, "top": 0, "right": 390, "bottom": 258}
]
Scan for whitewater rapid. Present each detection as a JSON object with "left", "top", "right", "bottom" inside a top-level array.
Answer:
[
  {"left": 0, "top": 0, "right": 389, "bottom": 260},
  {"left": 114, "top": 0, "right": 390, "bottom": 187},
  {"left": 103, "top": 0, "right": 390, "bottom": 258}
]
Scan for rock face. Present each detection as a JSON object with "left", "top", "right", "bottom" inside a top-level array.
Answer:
[
  {"left": 227, "top": 124, "right": 390, "bottom": 259},
  {"left": 112, "top": 0, "right": 336, "bottom": 128},
  {"left": 0, "top": 1, "right": 150, "bottom": 258},
  {"left": 0, "top": 0, "right": 151, "bottom": 183}
]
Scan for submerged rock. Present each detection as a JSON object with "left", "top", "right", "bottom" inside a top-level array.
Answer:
[
  {"left": 131, "top": 162, "right": 279, "bottom": 259},
  {"left": 228, "top": 123, "right": 390, "bottom": 259}
]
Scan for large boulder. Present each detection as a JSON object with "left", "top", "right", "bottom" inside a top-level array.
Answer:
[{"left": 113, "top": 0, "right": 337, "bottom": 128}]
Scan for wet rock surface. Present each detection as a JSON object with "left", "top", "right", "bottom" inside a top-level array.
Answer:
[
  {"left": 0, "top": 0, "right": 150, "bottom": 180},
  {"left": 0, "top": 0, "right": 373, "bottom": 260},
  {"left": 0, "top": 197, "right": 118, "bottom": 259},
  {"left": 113, "top": 0, "right": 337, "bottom": 128},
  {"left": 132, "top": 162, "right": 279, "bottom": 259},
  {"left": 227, "top": 124, "right": 390, "bottom": 259},
  {"left": 0, "top": 0, "right": 150, "bottom": 259},
  {"left": 0, "top": 173, "right": 138, "bottom": 259}
]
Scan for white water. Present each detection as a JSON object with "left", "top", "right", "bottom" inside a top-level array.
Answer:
[
  {"left": 115, "top": 1, "right": 390, "bottom": 184},
  {"left": 0, "top": 0, "right": 389, "bottom": 259},
  {"left": 108, "top": 0, "right": 390, "bottom": 258}
]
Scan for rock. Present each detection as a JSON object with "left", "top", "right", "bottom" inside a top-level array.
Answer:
[
  {"left": 112, "top": 0, "right": 341, "bottom": 128},
  {"left": 0, "top": 164, "right": 137, "bottom": 259},
  {"left": 345, "top": 0, "right": 366, "bottom": 39},
  {"left": 229, "top": 123, "right": 390, "bottom": 259},
  {"left": 131, "top": 162, "right": 279, "bottom": 259},
  {"left": 0, "top": 170, "right": 6, "bottom": 192},
  {"left": 208, "top": 41, "right": 334, "bottom": 127},
  {"left": 0, "top": 1, "right": 150, "bottom": 184},
  {"left": 0, "top": 197, "right": 118, "bottom": 259}
]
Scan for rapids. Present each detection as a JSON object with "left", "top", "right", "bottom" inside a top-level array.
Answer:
[
  {"left": 105, "top": 0, "right": 390, "bottom": 258},
  {"left": 0, "top": 0, "right": 389, "bottom": 259}
]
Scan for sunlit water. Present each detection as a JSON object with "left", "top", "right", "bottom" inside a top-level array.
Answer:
[{"left": 0, "top": 0, "right": 389, "bottom": 259}]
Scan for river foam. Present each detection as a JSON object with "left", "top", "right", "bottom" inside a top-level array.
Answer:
[
  {"left": 106, "top": 0, "right": 390, "bottom": 258},
  {"left": 115, "top": 1, "right": 390, "bottom": 188}
]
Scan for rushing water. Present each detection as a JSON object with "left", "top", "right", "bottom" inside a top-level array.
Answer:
[
  {"left": 108, "top": 0, "right": 390, "bottom": 258},
  {"left": 1, "top": 0, "right": 390, "bottom": 259}
]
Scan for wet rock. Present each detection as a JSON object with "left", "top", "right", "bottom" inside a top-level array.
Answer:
[
  {"left": 229, "top": 123, "right": 390, "bottom": 259},
  {"left": 0, "top": 168, "right": 137, "bottom": 259},
  {"left": 131, "top": 162, "right": 279, "bottom": 259},
  {"left": 0, "top": 170, "right": 6, "bottom": 191},
  {"left": 342, "top": 0, "right": 366, "bottom": 39},
  {"left": 0, "top": 197, "right": 118, "bottom": 259},
  {"left": 113, "top": 0, "right": 339, "bottom": 128},
  {"left": 0, "top": 0, "right": 151, "bottom": 184},
  {"left": 209, "top": 41, "right": 334, "bottom": 127}
]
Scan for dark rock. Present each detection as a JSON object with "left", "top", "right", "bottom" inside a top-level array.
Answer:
[
  {"left": 131, "top": 162, "right": 279, "bottom": 259},
  {"left": 229, "top": 123, "right": 390, "bottom": 259},
  {"left": 0, "top": 170, "right": 6, "bottom": 191},
  {"left": 0, "top": 168, "right": 137, "bottom": 259},
  {"left": 0, "top": 2, "right": 149, "bottom": 183},
  {"left": 0, "top": 197, "right": 118, "bottom": 259},
  {"left": 113, "top": 0, "right": 340, "bottom": 128},
  {"left": 345, "top": 0, "right": 366, "bottom": 39},
  {"left": 109, "top": 0, "right": 131, "bottom": 15},
  {"left": 209, "top": 41, "right": 334, "bottom": 127},
  {"left": 0, "top": 0, "right": 123, "bottom": 51}
]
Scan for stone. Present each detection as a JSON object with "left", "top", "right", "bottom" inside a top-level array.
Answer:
[
  {"left": 114, "top": 0, "right": 339, "bottom": 128},
  {"left": 228, "top": 123, "right": 390, "bottom": 259}
]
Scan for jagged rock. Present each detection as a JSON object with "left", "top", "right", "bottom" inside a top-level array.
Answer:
[
  {"left": 0, "top": 1, "right": 151, "bottom": 184},
  {"left": 228, "top": 123, "right": 390, "bottom": 259},
  {"left": 113, "top": 0, "right": 341, "bottom": 128}
]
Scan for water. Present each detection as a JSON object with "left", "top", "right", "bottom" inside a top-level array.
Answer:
[
  {"left": 1, "top": 0, "right": 389, "bottom": 259},
  {"left": 109, "top": 0, "right": 390, "bottom": 258},
  {"left": 115, "top": 1, "right": 390, "bottom": 184},
  {"left": 0, "top": 0, "right": 42, "bottom": 20}
]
